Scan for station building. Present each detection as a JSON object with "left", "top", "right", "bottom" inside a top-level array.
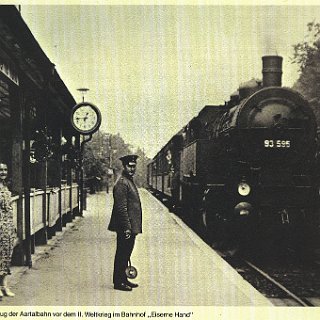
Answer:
[{"left": 0, "top": 5, "right": 80, "bottom": 265}]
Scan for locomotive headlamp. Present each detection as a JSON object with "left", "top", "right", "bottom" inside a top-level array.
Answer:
[
  {"left": 234, "top": 202, "right": 252, "bottom": 216},
  {"left": 238, "top": 182, "right": 251, "bottom": 196}
]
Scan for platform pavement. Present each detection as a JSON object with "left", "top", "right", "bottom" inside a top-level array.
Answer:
[{"left": 3, "top": 189, "right": 273, "bottom": 306}]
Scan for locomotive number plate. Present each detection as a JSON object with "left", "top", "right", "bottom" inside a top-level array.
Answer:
[{"left": 264, "top": 140, "right": 291, "bottom": 148}]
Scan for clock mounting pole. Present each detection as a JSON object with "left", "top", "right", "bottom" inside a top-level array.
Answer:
[
  {"left": 77, "top": 87, "right": 90, "bottom": 103},
  {"left": 79, "top": 134, "right": 93, "bottom": 216},
  {"left": 71, "top": 91, "right": 102, "bottom": 217}
]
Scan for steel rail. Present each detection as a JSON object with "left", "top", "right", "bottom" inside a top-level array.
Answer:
[{"left": 245, "top": 260, "right": 313, "bottom": 307}]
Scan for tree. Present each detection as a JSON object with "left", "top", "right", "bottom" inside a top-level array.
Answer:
[
  {"left": 134, "top": 146, "right": 149, "bottom": 188},
  {"left": 292, "top": 21, "right": 320, "bottom": 125},
  {"left": 83, "top": 131, "right": 150, "bottom": 189}
]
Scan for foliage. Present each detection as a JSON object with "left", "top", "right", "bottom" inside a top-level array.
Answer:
[
  {"left": 30, "top": 127, "right": 54, "bottom": 163},
  {"left": 292, "top": 22, "right": 320, "bottom": 72},
  {"left": 83, "top": 131, "right": 150, "bottom": 189},
  {"left": 292, "top": 21, "right": 320, "bottom": 125}
]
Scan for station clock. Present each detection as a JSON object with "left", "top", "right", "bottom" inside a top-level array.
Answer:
[{"left": 71, "top": 102, "right": 102, "bottom": 135}]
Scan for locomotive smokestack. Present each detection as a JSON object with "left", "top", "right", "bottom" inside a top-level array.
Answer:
[{"left": 262, "top": 55, "right": 283, "bottom": 87}]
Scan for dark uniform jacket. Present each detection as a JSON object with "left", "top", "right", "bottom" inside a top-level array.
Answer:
[{"left": 108, "top": 171, "right": 142, "bottom": 234}]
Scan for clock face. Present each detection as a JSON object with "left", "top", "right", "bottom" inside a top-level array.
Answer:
[{"left": 71, "top": 103, "right": 101, "bottom": 134}]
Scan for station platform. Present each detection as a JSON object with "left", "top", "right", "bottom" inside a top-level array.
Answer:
[{"left": 4, "top": 189, "right": 272, "bottom": 307}]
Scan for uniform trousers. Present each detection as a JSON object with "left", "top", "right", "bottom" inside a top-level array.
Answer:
[{"left": 113, "top": 232, "right": 136, "bottom": 284}]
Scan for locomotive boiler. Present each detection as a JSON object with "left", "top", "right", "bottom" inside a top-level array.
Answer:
[{"left": 148, "top": 56, "right": 319, "bottom": 251}]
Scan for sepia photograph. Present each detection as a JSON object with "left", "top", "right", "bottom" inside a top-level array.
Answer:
[{"left": 0, "top": 1, "right": 320, "bottom": 319}]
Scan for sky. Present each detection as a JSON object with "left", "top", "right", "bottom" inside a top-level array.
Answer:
[{"left": 19, "top": 3, "right": 320, "bottom": 158}]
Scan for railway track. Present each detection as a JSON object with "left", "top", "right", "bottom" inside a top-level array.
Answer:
[
  {"left": 224, "top": 253, "right": 320, "bottom": 306},
  {"left": 244, "top": 259, "right": 314, "bottom": 306}
]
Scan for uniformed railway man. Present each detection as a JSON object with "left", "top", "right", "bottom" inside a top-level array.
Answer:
[{"left": 108, "top": 154, "right": 142, "bottom": 291}]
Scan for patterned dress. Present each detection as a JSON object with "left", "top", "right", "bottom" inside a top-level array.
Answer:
[{"left": 0, "top": 186, "right": 15, "bottom": 276}]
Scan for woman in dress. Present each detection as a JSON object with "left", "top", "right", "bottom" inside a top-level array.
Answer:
[{"left": 0, "top": 162, "right": 15, "bottom": 299}]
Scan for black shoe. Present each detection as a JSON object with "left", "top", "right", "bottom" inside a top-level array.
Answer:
[
  {"left": 125, "top": 280, "right": 138, "bottom": 288},
  {"left": 114, "top": 283, "right": 132, "bottom": 291}
]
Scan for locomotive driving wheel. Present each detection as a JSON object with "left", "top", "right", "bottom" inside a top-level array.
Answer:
[
  {"left": 199, "top": 208, "right": 216, "bottom": 244},
  {"left": 200, "top": 191, "right": 237, "bottom": 253},
  {"left": 200, "top": 197, "right": 224, "bottom": 248}
]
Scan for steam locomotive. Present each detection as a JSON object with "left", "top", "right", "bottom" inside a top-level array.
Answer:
[{"left": 147, "top": 56, "right": 320, "bottom": 251}]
